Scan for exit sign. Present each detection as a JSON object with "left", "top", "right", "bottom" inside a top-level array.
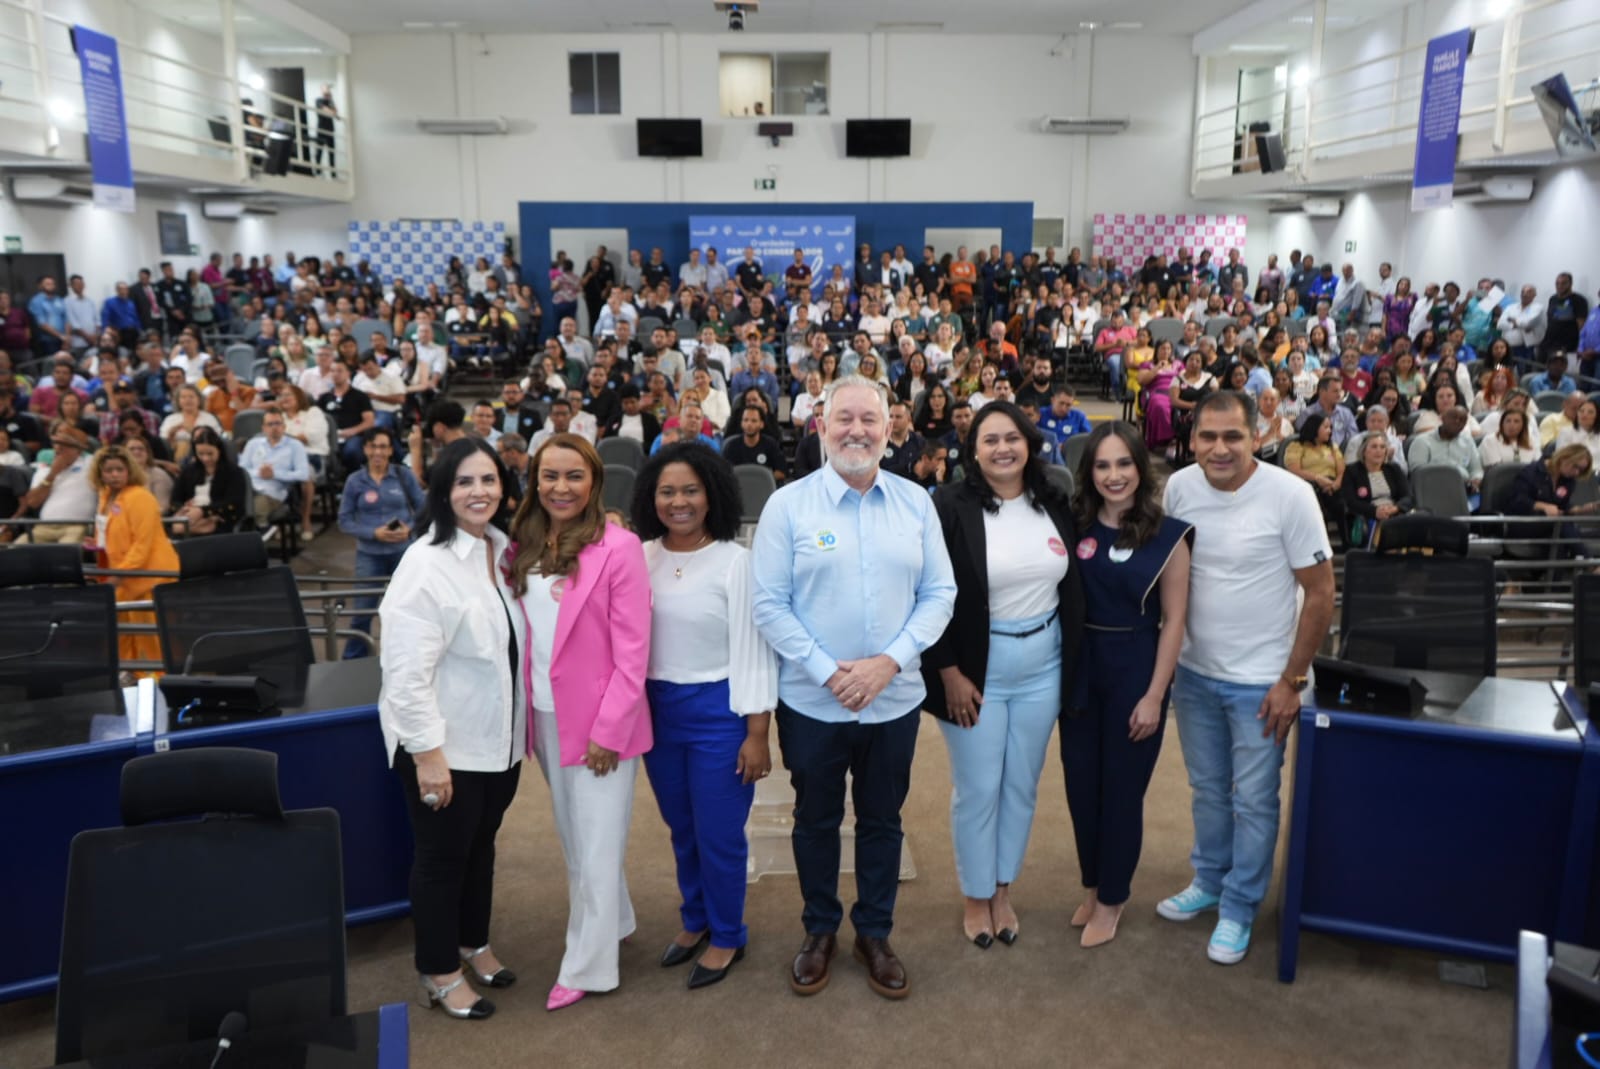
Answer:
[
  {"left": 1344, "top": 240, "right": 1356, "bottom": 252},
  {"left": 3, "top": 236, "right": 19, "bottom": 253},
  {"left": 754, "top": 178, "right": 776, "bottom": 190}
]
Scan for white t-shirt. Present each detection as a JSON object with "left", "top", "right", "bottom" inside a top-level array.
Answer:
[
  {"left": 519, "top": 572, "right": 562, "bottom": 711},
  {"left": 1163, "top": 461, "right": 1331, "bottom": 685},
  {"left": 983, "top": 493, "right": 1069, "bottom": 622},
  {"left": 643, "top": 539, "right": 778, "bottom": 715},
  {"left": 355, "top": 368, "right": 406, "bottom": 413},
  {"left": 616, "top": 412, "right": 646, "bottom": 443}
]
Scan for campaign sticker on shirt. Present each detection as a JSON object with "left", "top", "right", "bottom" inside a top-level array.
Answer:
[
  {"left": 1075, "top": 536, "right": 1098, "bottom": 560},
  {"left": 757, "top": 453, "right": 767, "bottom": 463},
  {"left": 1109, "top": 545, "right": 1133, "bottom": 563},
  {"left": 363, "top": 490, "right": 379, "bottom": 504},
  {"left": 1357, "top": 486, "right": 1369, "bottom": 498},
  {"left": 815, "top": 529, "right": 838, "bottom": 551},
  {"left": 110, "top": 504, "right": 122, "bottom": 516},
  {"left": 1557, "top": 486, "right": 1569, "bottom": 499},
  {"left": 550, "top": 578, "right": 566, "bottom": 602},
  {"left": 884, "top": 447, "right": 895, "bottom": 459},
  {"left": 1047, "top": 537, "right": 1068, "bottom": 557}
]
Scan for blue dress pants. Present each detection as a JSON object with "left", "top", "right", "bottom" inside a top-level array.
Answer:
[
  {"left": 776, "top": 703, "right": 919, "bottom": 939},
  {"left": 643, "top": 679, "right": 754, "bottom": 949}
]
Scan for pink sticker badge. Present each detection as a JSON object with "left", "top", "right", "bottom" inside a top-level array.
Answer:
[
  {"left": 1357, "top": 487, "right": 1369, "bottom": 498},
  {"left": 1048, "top": 537, "right": 1068, "bottom": 557},
  {"left": 1557, "top": 486, "right": 1569, "bottom": 499},
  {"left": 550, "top": 578, "right": 566, "bottom": 602},
  {"left": 363, "top": 490, "right": 379, "bottom": 504},
  {"left": 1075, "top": 537, "right": 1098, "bottom": 560}
]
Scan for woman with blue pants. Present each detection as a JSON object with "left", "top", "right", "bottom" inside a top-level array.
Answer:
[
  {"left": 632, "top": 443, "right": 778, "bottom": 989},
  {"left": 923, "top": 402, "right": 1085, "bottom": 947},
  {"left": 1060, "top": 421, "right": 1193, "bottom": 948}
]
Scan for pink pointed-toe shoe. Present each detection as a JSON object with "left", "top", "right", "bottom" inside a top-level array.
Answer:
[{"left": 546, "top": 983, "right": 586, "bottom": 1011}]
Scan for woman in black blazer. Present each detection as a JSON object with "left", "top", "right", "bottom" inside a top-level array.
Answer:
[
  {"left": 170, "top": 426, "right": 248, "bottom": 535},
  {"left": 922, "top": 401, "right": 1085, "bottom": 949},
  {"left": 1340, "top": 430, "right": 1413, "bottom": 548}
]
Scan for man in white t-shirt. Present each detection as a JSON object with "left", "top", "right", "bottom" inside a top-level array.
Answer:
[
  {"left": 354, "top": 353, "right": 406, "bottom": 430},
  {"left": 413, "top": 322, "right": 448, "bottom": 381},
  {"left": 1157, "top": 390, "right": 1335, "bottom": 966},
  {"left": 857, "top": 299, "right": 892, "bottom": 347},
  {"left": 297, "top": 348, "right": 337, "bottom": 400}
]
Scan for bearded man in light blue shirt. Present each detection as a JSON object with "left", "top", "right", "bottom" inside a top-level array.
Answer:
[{"left": 751, "top": 375, "right": 955, "bottom": 1002}]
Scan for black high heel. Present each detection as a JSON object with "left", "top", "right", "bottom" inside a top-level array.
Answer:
[{"left": 687, "top": 946, "right": 745, "bottom": 989}]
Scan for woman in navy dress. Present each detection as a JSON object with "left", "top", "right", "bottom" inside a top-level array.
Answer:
[{"left": 1060, "top": 420, "right": 1193, "bottom": 948}]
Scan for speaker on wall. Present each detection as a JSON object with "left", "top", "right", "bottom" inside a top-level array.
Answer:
[{"left": 1255, "top": 131, "right": 1287, "bottom": 174}]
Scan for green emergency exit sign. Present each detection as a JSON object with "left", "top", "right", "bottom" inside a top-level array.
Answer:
[
  {"left": 754, "top": 178, "right": 776, "bottom": 190},
  {"left": 3, "top": 236, "right": 20, "bottom": 253}
]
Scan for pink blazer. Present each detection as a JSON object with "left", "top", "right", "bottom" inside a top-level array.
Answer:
[{"left": 531, "top": 523, "right": 654, "bottom": 767}]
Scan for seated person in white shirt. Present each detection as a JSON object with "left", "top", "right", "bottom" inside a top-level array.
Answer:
[
  {"left": 694, "top": 325, "right": 733, "bottom": 375},
  {"left": 413, "top": 321, "right": 449, "bottom": 381},
  {"left": 469, "top": 400, "right": 502, "bottom": 446},
  {"left": 238, "top": 406, "right": 310, "bottom": 527},
  {"left": 564, "top": 387, "right": 599, "bottom": 443},
  {"left": 857, "top": 298, "right": 892, "bottom": 347},
  {"left": 297, "top": 347, "right": 337, "bottom": 400},
  {"left": 528, "top": 397, "right": 576, "bottom": 453},
  {"left": 354, "top": 352, "right": 406, "bottom": 430},
  {"left": 607, "top": 384, "right": 662, "bottom": 449}
]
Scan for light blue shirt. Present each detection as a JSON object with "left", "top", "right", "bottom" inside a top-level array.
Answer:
[
  {"left": 239, "top": 433, "right": 310, "bottom": 502},
  {"left": 751, "top": 463, "right": 956, "bottom": 724}
]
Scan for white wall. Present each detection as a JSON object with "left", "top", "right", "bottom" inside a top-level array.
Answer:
[
  {"left": 1256, "top": 160, "right": 1600, "bottom": 298},
  {"left": 334, "top": 28, "right": 1253, "bottom": 257}
]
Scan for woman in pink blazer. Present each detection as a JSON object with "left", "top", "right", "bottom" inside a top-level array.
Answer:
[{"left": 508, "top": 432, "right": 652, "bottom": 1011}]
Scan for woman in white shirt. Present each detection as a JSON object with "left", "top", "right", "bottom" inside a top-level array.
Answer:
[
  {"left": 632, "top": 444, "right": 777, "bottom": 989},
  {"left": 508, "top": 434, "right": 652, "bottom": 1011},
  {"left": 378, "top": 438, "right": 525, "bottom": 1022},
  {"left": 1480, "top": 408, "right": 1542, "bottom": 468},
  {"left": 921, "top": 402, "right": 1084, "bottom": 950},
  {"left": 280, "top": 385, "right": 330, "bottom": 539},
  {"left": 1555, "top": 398, "right": 1600, "bottom": 471}
]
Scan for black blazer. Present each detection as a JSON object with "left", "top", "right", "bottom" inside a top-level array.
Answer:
[
  {"left": 1341, "top": 461, "right": 1413, "bottom": 518},
  {"left": 920, "top": 480, "right": 1086, "bottom": 722}
]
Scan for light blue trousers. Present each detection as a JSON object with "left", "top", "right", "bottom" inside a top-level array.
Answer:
[
  {"left": 1172, "top": 664, "right": 1286, "bottom": 925},
  {"left": 938, "top": 609, "right": 1061, "bottom": 899}
]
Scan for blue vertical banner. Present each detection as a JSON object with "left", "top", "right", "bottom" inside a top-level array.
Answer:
[
  {"left": 73, "top": 26, "right": 135, "bottom": 213},
  {"left": 1411, "top": 27, "right": 1471, "bottom": 212},
  {"left": 688, "top": 216, "right": 856, "bottom": 297}
]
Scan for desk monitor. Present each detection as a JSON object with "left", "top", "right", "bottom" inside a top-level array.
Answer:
[{"left": 1312, "top": 656, "right": 1426, "bottom": 716}]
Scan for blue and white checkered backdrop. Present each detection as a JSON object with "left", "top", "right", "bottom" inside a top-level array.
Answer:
[{"left": 347, "top": 220, "right": 507, "bottom": 289}]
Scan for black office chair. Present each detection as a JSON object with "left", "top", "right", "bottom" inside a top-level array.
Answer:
[
  {"left": 602, "top": 464, "right": 637, "bottom": 513},
  {"left": 154, "top": 533, "right": 314, "bottom": 705},
  {"left": 1043, "top": 464, "right": 1074, "bottom": 501},
  {"left": 0, "top": 545, "right": 118, "bottom": 702},
  {"left": 733, "top": 463, "right": 778, "bottom": 524},
  {"left": 597, "top": 436, "right": 646, "bottom": 472},
  {"left": 55, "top": 747, "right": 346, "bottom": 1063},
  {"left": 1339, "top": 550, "right": 1497, "bottom": 678}
]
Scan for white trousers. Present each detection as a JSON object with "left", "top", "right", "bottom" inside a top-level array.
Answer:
[{"left": 533, "top": 705, "right": 638, "bottom": 992}]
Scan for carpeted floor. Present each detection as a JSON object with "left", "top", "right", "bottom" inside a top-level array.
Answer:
[{"left": 0, "top": 713, "right": 1512, "bottom": 1069}]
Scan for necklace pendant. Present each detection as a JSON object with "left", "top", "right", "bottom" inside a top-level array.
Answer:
[{"left": 673, "top": 567, "right": 683, "bottom": 579}]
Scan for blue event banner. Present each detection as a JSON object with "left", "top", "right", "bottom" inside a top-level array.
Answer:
[
  {"left": 688, "top": 216, "right": 856, "bottom": 297},
  {"left": 1411, "top": 27, "right": 1471, "bottom": 212},
  {"left": 73, "top": 25, "right": 135, "bottom": 213}
]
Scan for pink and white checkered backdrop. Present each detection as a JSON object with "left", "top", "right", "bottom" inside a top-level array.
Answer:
[{"left": 1092, "top": 213, "right": 1248, "bottom": 275}]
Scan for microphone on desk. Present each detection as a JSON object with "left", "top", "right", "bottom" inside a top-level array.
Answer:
[
  {"left": 180, "top": 625, "right": 312, "bottom": 675},
  {"left": 207, "top": 1011, "right": 248, "bottom": 1069},
  {"left": 0, "top": 620, "right": 60, "bottom": 663}
]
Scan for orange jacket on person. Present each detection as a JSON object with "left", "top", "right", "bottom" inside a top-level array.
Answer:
[{"left": 98, "top": 485, "right": 179, "bottom": 601}]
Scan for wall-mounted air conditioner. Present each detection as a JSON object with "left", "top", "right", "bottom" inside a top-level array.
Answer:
[
  {"left": 416, "top": 117, "right": 510, "bottom": 136},
  {"left": 202, "top": 200, "right": 279, "bottom": 220},
  {"left": 10, "top": 175, "right": 94, "bottom": 206},
  {"left": 1455, "top": 175, "right": 1535, "bottom": 202},
  {"left": 1303, "top": 197, "right": 1343, "bottom": 217},
  {"left": 1037, "top": 116, "right": 1129, "bottom": 135}
]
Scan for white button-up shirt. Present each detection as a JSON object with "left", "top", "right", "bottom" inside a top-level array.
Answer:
[{"left": 378, "top": 525, "right": 526, "bottom": 772}]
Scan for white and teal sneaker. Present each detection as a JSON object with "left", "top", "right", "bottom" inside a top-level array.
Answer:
[
  {"left": 1207, "top": 919, "right": 1252, "bottom": 965},
  {"left": 1156, "top": 883, "right": 1221, "bottom": 922}
]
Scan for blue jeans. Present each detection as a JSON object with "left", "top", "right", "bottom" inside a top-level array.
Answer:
[
  {"left": 345, "top": 549, "right": 401, "bottom": 659},
  {"left": 1171, "top": 664, "right": 1286, "bottom": 925},
  {"left": 1106, "top": 352, "right": 1125, "bottom": 398},
  {"left": 938, "top": 610, "right": 1061, "bottom": 899}
]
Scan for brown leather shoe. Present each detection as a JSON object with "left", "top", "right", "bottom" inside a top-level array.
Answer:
[
  {"left": 789, "top": 933, "right": 836, "bottom": 995},
  {"left": 852, "top": 935, "right": 910, "bottom": 999}
]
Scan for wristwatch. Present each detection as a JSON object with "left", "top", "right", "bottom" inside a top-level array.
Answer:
[{"left": 1281, "top": 673, "right": 1310, "bottom": 691}]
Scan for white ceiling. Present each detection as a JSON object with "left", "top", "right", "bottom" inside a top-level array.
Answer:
[
  {"left": 1220, "top": 0, "right": 1396, "bottom": 58},
  {"left": 300, "top": 0, "right": 1254, "bottom": 37}
]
